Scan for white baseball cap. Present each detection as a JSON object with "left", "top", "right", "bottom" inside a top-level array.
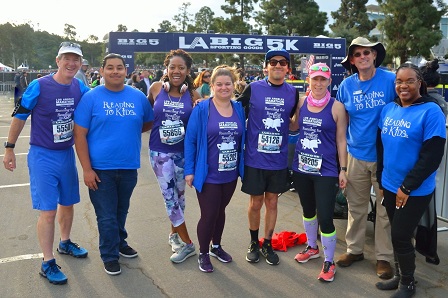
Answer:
[{"left": 57, "top": 42, "right": 83, "bottom": 57}]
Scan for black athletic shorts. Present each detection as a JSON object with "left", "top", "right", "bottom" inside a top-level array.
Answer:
[{"left": 241, "top": 165, "right": 289, "bottom": 195}]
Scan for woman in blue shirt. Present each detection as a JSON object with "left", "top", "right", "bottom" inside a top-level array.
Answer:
[{"left": 376, "top": 63, "right": 446, "bottom": 297}]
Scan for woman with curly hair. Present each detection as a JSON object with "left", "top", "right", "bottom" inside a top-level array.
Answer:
[{"left": 148, "top": 49, "right": 201, "bottom": 264}]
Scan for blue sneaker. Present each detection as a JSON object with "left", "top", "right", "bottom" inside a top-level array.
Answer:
[
  {"left": 57, "top": 239, "right": 88, "bottom": 258},
  {"left": 39, "top": 259, "right": 68, "bottom": 285}
]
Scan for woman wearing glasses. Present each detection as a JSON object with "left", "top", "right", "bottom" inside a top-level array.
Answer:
[
  {"left": 193, "top": 70, "right": 211, "bottom": 98},
  {"left": 291, "top": 63, "right": 348, "bottom": 282},
  {"left": 376, "top": 63, "right": 446, "bottom": 297}
]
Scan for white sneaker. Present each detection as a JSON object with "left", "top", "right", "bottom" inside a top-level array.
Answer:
[
  {"left": 168, "top": 233, "right": 185, "bottom": 252},
  {"left": 170, "top": 243, "right": 196, "bottom": 263}
]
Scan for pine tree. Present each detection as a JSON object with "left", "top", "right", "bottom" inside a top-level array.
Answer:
[
  {"left": 378, "top": 0, "right": 447, "bottom": 63},
  {"left": 330, "top": 0, "right": 376, "bottom": 46}
]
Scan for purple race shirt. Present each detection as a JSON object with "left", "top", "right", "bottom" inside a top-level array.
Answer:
[
  {"left": 205, "top": 100, "right": 243, "bottom": 184},
  {"left": 244, "top": 80, "right": 297, "bottom": 170},
  {"left": 150, "top": 89, "right": 193, "bottom": 153},
  {"left": 292, "top": 98, "right": 338, "bottom": 177}
]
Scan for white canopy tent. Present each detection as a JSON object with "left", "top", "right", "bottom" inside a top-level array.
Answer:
[{"left": 0, "top": 62, "right": 14, "bottom": 72}]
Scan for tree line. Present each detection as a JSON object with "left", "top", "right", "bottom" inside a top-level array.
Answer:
[{"left": 0, "top": 0, "right": 446, "bottom": 71}]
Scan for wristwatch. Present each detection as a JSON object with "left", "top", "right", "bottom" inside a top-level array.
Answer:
[
  {"left": 4, "top": 141, "right": 15, "bottom": 149},
  {"left": 339, "top": 167, "right": 347, "bottom": 172}
]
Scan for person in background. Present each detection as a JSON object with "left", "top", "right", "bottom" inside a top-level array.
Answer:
[
  {"left": 419, "top": 59, "right": 448, "bottom": 118},
  {"left": 376, "top": 63, "right": 446, "bottom": 297},
  {"left": 91, "top": 73, "right": 101, "bottom": 88},
  {"left": 238, "top": 48, "right": 299, "bottom": 266},
  {"left": 74, "top": 53, "right": 154, "bottom": 276},
  {"left": 148, "top": 49, "right": 201, "bottom": 264},
  {"left": 138, "top": 69, "right": 151, "bottom": 96},
  {"left": 234, "top": 68, "right": 247, "bottom": 98},
  {"left": 291, "top": 63, "right": 348, "bottom": 282},
  {"left": 184, "top": 65, "right": 246, "bottom": 273},
  {"left": 75, "top": 59, "right": 90, "bottom": 87},
  {"left": 336, "top": 37, "right": 395, "bottom": 280},
  {"left": 14, "top": 71, "right": 22, "bottom": 106},
  {"left": 3, "top": 41, "right": 90, "bottom": 285},
  {"left": 20, "top": 71, "right": 29, "bottom": 93},
  {"left": 131, "top": 73, "right": 143, "bottom": 91},
  {"left": 152, "top": 69, "right": 164, "bottom": 84},
  {"left": 193, "top": 70, "right": 212, "bottom": 98}
]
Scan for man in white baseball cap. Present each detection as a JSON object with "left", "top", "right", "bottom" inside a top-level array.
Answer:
[{"left": 3, "top": 41, "right": 90, "bottom": 285}]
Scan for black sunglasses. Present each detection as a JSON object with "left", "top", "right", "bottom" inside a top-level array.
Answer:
[
  {"left": 268, "top": 59, "right": 289, "bottom": 67},
  {"left": 59, "top": 42, "right": 82, "bottom": 49},
  {"left": 352, "top": 50, "right": 372, "bottom": 58}
]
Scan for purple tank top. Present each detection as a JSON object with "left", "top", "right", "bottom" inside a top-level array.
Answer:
[
  {"left": 30, "top": 75, "right": 82, "bottom": 150},
  {"left": 205, "top": 100, "right": 243, "bottom": 184},
  {"left": 149, "top": 89, "right": 193, "bottom": 153},
  {"left": 244, "top": 80, "right": 297, "bottom": 170},
  {"left": 292, "top": 98, "right": 338, "bottom": 177}
]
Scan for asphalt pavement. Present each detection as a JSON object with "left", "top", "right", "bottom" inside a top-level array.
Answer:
[{"left": 1, "top": 92, "right": 447, "bottom": 298}]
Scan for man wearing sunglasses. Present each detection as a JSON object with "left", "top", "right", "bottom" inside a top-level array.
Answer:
[
  {"left": 3, "top": 42, "right": 90, "bottom": 285},
  {"left": 336, "top": 37, "right": 396, "bottom": 280},
  {"left": 237, "top": 48, "right": 299, "bottom": 266}
]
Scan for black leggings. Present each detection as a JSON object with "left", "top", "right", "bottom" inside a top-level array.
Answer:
[
  {"left": 291, "top": 171, "right": 339, "bottom": 234},
  {"left": 196, "top": 180, "right": 237, "bottom": 254},
  {"left": 383, "top": 189, "right": 433, "bottom": 254}
]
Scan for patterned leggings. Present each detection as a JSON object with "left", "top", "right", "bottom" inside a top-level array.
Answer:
[{"left": 150, "top": 150, "right": 186, "bottom": 227}]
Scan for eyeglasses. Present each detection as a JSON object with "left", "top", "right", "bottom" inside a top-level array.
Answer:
[
  {"left": 352, "top": 50, "right": 372, "bottom": 58},
  {"left": 268, "top": 59, "right": 289, "bottom": 67},
  {"left": 203, "top": 75, "right": 211, "bottom": 78},
  {"left": 309, "top": 65, "right": 330, "bottom": 72},
  {"left": 59, "top": 42, "right": 81, "bottom": 49},
  {"left": 395, "top": 79, "right": 419, "bottom": 86}
]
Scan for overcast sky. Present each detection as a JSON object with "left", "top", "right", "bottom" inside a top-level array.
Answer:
[{"left": 1, "top": 0, "right": 377, "bottom": 40}]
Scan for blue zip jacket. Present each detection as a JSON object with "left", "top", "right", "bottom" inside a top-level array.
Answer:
[{"left": 184, "top": 98, "right": 245, "bottom": 192}]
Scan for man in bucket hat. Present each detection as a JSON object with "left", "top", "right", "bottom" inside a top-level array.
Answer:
[{"left": 335, "top": 37, "right": 395, "bottom": 280}]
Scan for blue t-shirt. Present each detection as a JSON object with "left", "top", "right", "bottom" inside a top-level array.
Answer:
[
  {"left": 379, "top": 101, "right": 446, "bottom": 196},
  {"left": 74, "top": 85, "right": 154, "bottom": 170},
  {"left": 336, "top": 68, "right": 396, "bottom": 162}
]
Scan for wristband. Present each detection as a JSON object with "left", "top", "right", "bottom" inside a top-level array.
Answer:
[
  {"left": 400, "top": 184, "right": 411, "bottom": 195},
  {"left": 339, "top": 167, "right": 347, "bottom": 172}
]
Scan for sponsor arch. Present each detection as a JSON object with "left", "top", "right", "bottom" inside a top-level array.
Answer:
[{"left": 107, "top": 32, "right": 346, "bottom": 96}]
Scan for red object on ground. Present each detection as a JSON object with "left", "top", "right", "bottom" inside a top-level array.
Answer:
[{"left": 259, "top": 231, "right": 307, "bottom": 251}]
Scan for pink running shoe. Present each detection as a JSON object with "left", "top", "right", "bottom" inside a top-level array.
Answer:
[
  {"left": 294, "top": 246, "right": 320, "bottom": 263},
  {"left": 318, "top": 261, "right": 336, "bottom": 282}
]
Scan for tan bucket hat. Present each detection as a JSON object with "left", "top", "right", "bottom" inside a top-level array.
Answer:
[{"left": 341, "top": 37, "right": 386, "bottom": 73}]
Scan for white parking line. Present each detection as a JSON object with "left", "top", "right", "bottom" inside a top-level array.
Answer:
[
  {"left": 0, "top": 183, "right": 30, "bottom": 189},
  {"left": 0, "top": 136, "right": 30, "bottom": 139},
  {"left": 0, "top": 253, "right": 44, "bottom": 264},
  {"left": 0, "top": 153, "right": 28, "bottom": 157}
]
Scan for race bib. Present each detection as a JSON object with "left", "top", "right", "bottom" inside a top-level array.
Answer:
[
  {"left": 298, "top": 152, "right": 322, "bottom": 174},
  {"left": 159, "top": 123, "right": 185, "bottom": 145},
  {"left": 52, "top": 119, "right": 74, "bottom": 143},
  {"left": 218, "top": 149, "right": 237, "bottom": 171},
  {"left": 257, "top": 132, "right": 282, "bottom": 153}
]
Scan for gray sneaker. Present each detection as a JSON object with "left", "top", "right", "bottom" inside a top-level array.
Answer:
[
  {"left": 170, "top": 243, "right": 196, "bottom": 263},
  {"left": 168, "top": 233, "right": 184, "bottom": 253}
]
